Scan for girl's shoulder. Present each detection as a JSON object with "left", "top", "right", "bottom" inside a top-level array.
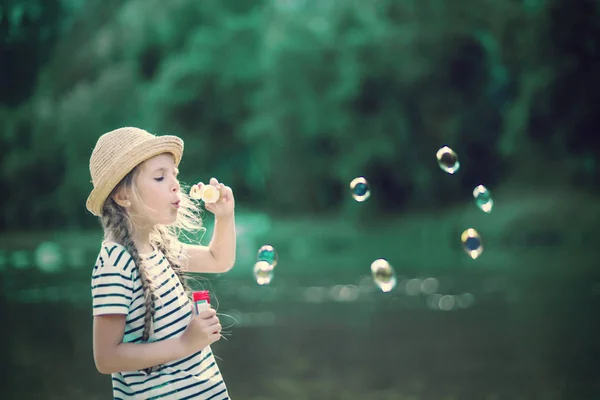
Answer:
[
  {"left": 99, "top": 240, "right": 128, "bottom": 255},
  {"left": 97, "top": 240, "right": 163, "bottom": 266},
  {"left": 96, "top": 240, "right": 134, "bottom": 267}
]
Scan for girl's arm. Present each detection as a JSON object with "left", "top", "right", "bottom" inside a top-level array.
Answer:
[
  {"left": 93, "top": 308, "right": 220, "bottom": 374},
  {"left": 93, "top": 314, "right": 189, "bottom": 374},
  {"left": 183, "top": 214, "right": 236, "bottom": 274},
  {"left": 184, "top": 179, "right": 236, "bottom": 274}
]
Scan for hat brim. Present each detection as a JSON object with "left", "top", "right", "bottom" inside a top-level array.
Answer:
[{"left": 86, "top": 135, "right": 184, "bottom": 217}]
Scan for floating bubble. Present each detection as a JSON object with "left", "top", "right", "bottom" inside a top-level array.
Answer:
[
  {"left": 461, "top": 228, "right": 483, "bottom": 259},
  {"left": 253, "top": 261, "right": 274, "bottom": 285},
  {"left": 349, "top": 177, "right": 371, "bottom": 202},
  {"left": 473, "top": 185, "right": 493, "bottom": 213},
  {"left": 201, "top": 185, "right": 220, "bottom": 204},
  {"left": 436, "top": 146, "right": 460, "bottom": 174},
  {"left": 189, "top": 184, "right": 203, "bottom": 200},
  {"left": 370, "top": 259, "right": 396, "bottom": 293},
  {"left": 257, "top": 244, "right": 278, "bottom": 267},
  {"left": 189, "top": 183, "right": 220, "bottom": 203}
]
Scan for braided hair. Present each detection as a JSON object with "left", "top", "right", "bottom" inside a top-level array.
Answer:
[{"left": 101, "top": 198, "right": 158, "bottom": 341}]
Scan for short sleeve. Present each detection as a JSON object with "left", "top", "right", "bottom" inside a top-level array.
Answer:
[{"left": 91, "top": 242, "right": 135, "bottom": 316}]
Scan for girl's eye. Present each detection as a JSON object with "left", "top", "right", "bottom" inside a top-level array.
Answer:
[{"left": 154, "top": 177, "right": 164, "bottom": 182}]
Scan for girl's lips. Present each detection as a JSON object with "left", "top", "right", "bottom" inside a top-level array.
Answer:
[{"left": 172, "top": 201, "right": 181, "bottom": 208}]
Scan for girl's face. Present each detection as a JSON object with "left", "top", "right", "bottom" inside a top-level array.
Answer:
[{"left": 131, "top": 153, "right": 181, "bottom": 226}]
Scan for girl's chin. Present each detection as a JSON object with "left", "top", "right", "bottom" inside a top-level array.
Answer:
[{"left": 153, "top": 215, "right": 178, "bottom": 226}]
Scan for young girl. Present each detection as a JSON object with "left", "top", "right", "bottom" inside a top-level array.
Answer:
[{"left": 87, "top": 127, "right": 236, "bottom": 399}]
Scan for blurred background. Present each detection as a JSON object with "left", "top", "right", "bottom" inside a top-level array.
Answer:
[{"left": 1, "top": 0, "right": 600, "bottom": 398}]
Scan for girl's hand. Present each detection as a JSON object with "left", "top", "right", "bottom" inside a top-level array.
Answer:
[
  {"left": 198, "top": 178, "right": 235, "bottom": 219},
  {"left": 180, "top": 307, "right": 222, "bottom": 354}
]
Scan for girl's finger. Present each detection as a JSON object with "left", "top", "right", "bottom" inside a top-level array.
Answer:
[{"left": 219, "top": 184, "right": 227, "bottom": 200}]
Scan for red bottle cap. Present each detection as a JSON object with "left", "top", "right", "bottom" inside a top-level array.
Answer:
[{"left": 192, "top": 290, "right": 210, "bottom": 303}]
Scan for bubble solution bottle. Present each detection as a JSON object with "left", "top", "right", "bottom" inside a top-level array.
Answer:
[{"left": 192, "top": 290, "right": 211, "bottom": 314}]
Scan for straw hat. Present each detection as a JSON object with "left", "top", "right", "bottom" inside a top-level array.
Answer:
[{"left": 86, "top": 127, "right": 184, "bottom": 216}]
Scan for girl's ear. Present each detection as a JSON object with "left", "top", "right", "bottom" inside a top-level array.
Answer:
[{"left": 112, "top": 188, "right": 132, "bottom": 208}]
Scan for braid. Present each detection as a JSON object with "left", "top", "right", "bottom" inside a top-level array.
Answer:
[{"left": 101, "top": 199, "right": 158, "bottom": 342}]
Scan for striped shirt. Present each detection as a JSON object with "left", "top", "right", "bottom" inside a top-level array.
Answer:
[{"left": 91, "top": 241, "right": 230, "bottom": 400}]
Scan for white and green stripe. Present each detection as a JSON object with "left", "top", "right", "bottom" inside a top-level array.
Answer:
[{"left": 91, "top": 241, "right": 229, "bottom": 399}]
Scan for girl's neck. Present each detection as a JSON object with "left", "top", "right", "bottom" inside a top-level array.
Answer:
[
  {"left": 132, "top": 227, "right": 153, "bottom": 254},
  {"left": 136, "top": 240, "right": 155, "bottom": 254},
  {"left": 106, "top": 225, "right": 154, "bottom": 254},
  {"left": 127, "top": 214, "right": 155, "bottom": 253}
]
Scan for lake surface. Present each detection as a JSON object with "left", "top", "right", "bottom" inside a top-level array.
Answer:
[{"left": 2, "top": 265, "right": 599, "bottom": 399}]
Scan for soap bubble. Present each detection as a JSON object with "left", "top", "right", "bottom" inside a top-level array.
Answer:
[
  {"left": 189, "top": 183, "right": 220, "bottom": 203},
  {"left": 349, "top": 177, "right": 371, "bottom": 202},
  {"left": 370, "top": 258, "right": 396, "bottom": 292},
  {"left": 189, "top": 184, "right": 202, "bottom": 200},
  {"left": 436, "top": 146, "right": 460, "bottom": 174},
  {"left": 473, "top": 185, "right": 493, "bottom": 213},
  {"left": 201, "top": 185, "right": 220, "bottom": 204},
  {"left": 461, "top": 228, "right": 483, "bottom": 259},
  {"left": 257, "top": 244, "right": 278, "bottom": 267},
  {"left": 253, "top": 261, "right": 274, "bottom": 285}
]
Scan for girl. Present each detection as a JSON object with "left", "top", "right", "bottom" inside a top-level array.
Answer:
[{"left": 87, "top": 127, "right": 236, "bottom": 399}]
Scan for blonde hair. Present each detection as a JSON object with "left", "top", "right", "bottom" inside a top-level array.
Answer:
[{"left": 100, "top": 161, "right": 204, "bottom": 348}]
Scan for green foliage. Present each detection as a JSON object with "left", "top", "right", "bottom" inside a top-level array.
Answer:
[{"left": 0, "top": 0, "right": 597, "bottom": 229}]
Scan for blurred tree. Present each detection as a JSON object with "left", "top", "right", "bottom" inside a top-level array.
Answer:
[
  {"left": 0, "top": 0, "right": 64, "bottom": 106},
  {"left": 0, "top": 0, "right": 597, "bottom": 230},
  {"left": 544, "top": 0, "right": 600, "bottom": 187}
]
